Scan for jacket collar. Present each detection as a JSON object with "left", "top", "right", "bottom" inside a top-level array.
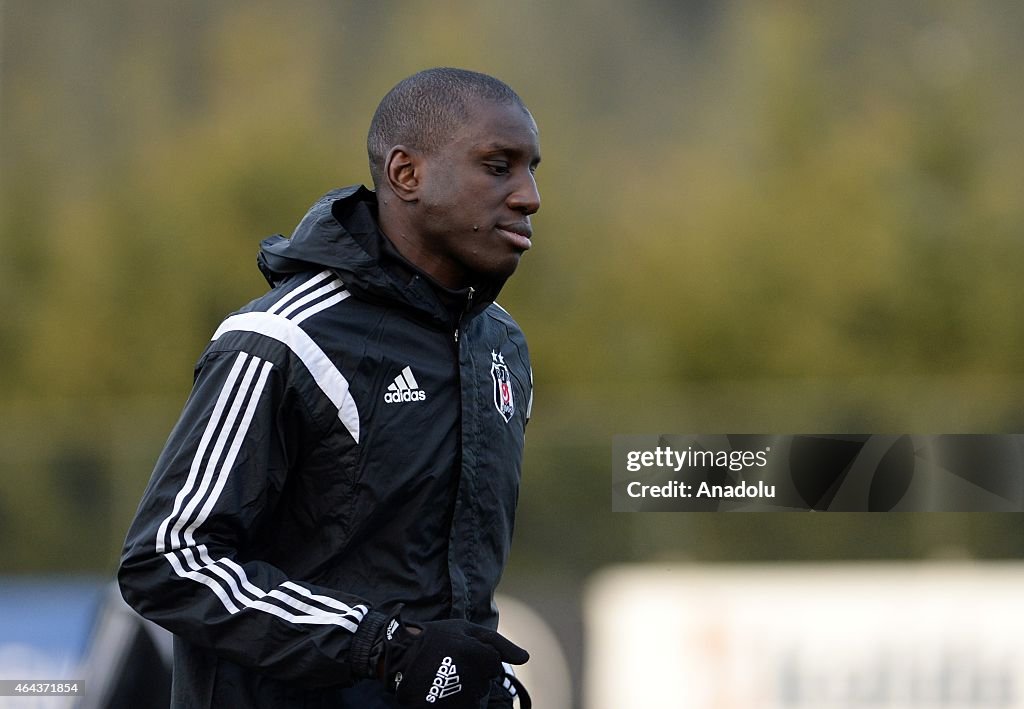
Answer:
[{"left": 258, "top": 186, "right": 505, "bottom": 327}]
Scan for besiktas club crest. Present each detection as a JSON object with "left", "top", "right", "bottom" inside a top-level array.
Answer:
[{"left": 490, "top": 350, "right": 515, "bottom": 423}]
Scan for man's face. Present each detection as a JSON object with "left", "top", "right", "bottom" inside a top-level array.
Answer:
[{"left": 413, "top": 99, "right": 541, "bottom": 290}]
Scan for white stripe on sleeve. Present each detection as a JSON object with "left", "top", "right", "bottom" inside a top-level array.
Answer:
[
  {"left": 156, "top": 352, "right": 250, "bottom": 553},
  {"left": 212, "top": 312, "right": 360, "bottom": 443},
  {"left": 267, "top": 270, "right": 336, "bottom": 315}
]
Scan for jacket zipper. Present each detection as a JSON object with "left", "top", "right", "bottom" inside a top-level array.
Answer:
[
  {"left": 449, "top": 286, "right": 474, "bottom": 616},
  {"left": 453, "top": 286, "right": 475, "bottom": 343}
]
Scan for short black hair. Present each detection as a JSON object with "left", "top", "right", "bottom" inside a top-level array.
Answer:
[{"left": 367, "top": 68, "right": 526, "bottom": 189}]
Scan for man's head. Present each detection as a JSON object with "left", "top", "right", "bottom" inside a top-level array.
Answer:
[{"left": 368, "top": 68, "right": 541, "bottom": 291}]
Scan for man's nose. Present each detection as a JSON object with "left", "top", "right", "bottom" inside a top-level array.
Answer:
[{"left": 508, "top": 174, "right": 541, "bottom": 215}]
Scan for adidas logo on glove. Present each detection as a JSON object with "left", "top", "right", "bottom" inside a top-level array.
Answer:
[
  {"left": 425, "top": 656, "right": 462, "bottom": 703},
  {"left": 378, "top": 615, "right": 528, "bottom": 708}
]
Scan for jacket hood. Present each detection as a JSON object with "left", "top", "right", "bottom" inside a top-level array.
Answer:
[{"left": 258, "top": 186, "right": 506, "bottom": 326}]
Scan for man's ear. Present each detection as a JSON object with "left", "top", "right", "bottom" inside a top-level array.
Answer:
[{"left": 385, "top": 146, "right": 420, "bottom": 202}]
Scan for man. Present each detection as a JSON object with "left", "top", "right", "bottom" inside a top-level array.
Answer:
[{"left": 118, "top": 67, "right": 541, "bottom": 708}]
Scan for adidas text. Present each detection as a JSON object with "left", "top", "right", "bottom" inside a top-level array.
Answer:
[
  {"left": 425, "top": 656, "right": 462, "bottom": 703},
  {"left": 384, "top": 389, "right": 426, "bottom": 403},
  {"left": 385, "top": 366, "right": 427, "bottom": 404}
]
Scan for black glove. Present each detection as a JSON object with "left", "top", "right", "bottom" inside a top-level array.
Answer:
[{"left": 379, "top": 615, "right": 529, "bottom": 708}]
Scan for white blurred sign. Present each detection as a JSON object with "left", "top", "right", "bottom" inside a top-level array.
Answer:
[{"left": 585, "top": 563, "right": 1024, "bottom": 709}]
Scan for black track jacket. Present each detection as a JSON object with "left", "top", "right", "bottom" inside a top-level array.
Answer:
[{"left": 118, "top": 186, "right": 532, "bottom": 707}]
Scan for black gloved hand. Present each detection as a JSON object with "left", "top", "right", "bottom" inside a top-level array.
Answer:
[{"left": 380, "top": 616, "right": 529, "bottom": 708}]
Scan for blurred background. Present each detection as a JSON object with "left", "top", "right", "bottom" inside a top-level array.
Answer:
[{"left": 3, "top": 1, "right": 1024, "bottom": 707}]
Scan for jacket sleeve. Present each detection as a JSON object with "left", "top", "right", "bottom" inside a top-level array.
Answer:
[{"left": 117, "top": 347, "right": 388, "bottom": 687}]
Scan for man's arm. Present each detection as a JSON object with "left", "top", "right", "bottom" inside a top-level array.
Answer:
[{"left": 117, "top": 348, "right": 386, "bottom": 687}]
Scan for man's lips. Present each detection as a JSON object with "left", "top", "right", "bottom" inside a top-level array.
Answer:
[{"left": 495, "top": 224, "right": 533, "bottom": 251}]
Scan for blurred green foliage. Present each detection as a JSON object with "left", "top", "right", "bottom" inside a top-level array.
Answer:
[{"left": 2, "top": 1, "right": 1024, "bottom": 575}]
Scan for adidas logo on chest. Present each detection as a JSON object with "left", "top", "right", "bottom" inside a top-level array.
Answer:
[{"left": 383, "top": 366, "right": 427, "bottom": 404}]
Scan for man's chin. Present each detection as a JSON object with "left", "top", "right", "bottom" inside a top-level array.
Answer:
[{"left": 475, "top": 255, "right": 522, "bottom": 286}]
